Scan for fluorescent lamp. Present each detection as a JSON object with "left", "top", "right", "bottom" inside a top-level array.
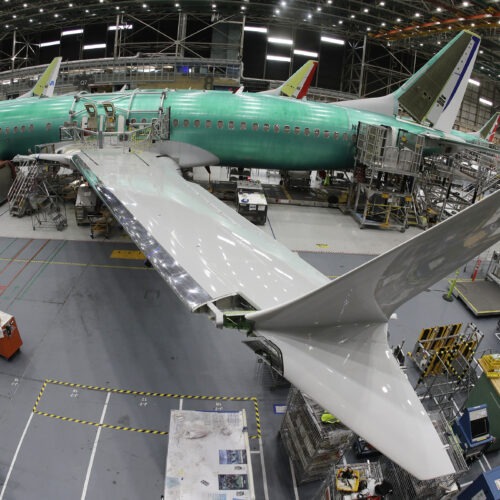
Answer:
[
  {"left": 468, "top": 78, "right": 480, "bottom": 86},
  {"left": 321, "top": 36, "right": 345, "bottom": 45},
  {"left": 268, "top": 37, "right": 293, "bottom": 45},
  {"left": 244, "top": 26, "right": 267, "bottom": 33},
  {"left": 83, "top": 43, "right": 106, "bottom": 50},
  {"left": 266, "top": 55, "right": 291, "bottom": 62},
  {"left": 62, "top": 29, "right": 83, "bottom": 36},
  {"left": 479, "top": 97, "right": 493, "bottom": 106},
  {"left": 294, "top": 49, "right": 318, "bottom": 58},
  {"left": 108, "top": 24, "right": 133, "bottom": 31},
  {"left": 39, "top": 40, "right": 60, "bottom": 48}
]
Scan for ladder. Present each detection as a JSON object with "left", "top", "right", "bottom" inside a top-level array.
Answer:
[{"left": 7, "top": 160, "right": 39, "bottom": 217}]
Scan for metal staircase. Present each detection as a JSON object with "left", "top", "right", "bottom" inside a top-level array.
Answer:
[{"left": 7, "top": 160, "right": 39, "bottom": 217}]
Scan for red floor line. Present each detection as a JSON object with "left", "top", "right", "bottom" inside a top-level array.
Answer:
[
  {"left": 0, "top": 239, "right": 35, "bottom": 277},
  {"left": 0, "top": 240, "right": 50, "bottom": 297}
]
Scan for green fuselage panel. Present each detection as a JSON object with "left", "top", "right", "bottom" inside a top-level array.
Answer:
[{"left": 0, "top": 89, "right": 448, "bottom": 170}]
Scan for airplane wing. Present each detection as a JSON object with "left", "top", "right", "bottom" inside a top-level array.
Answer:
[{"left": 50, "top": 142, "right": 499, "bottom": 480}]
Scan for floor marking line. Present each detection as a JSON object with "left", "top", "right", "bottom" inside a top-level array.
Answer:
[
  {"left": 259, "top": 436, "right": 270, "bottom": 500},
  {"left": 0, "top": 411, "right": 35, "bottom": 500},
  {"left": 289, "top": 457, "right": 299, "bottom": 500},
  {"left": 45, "top": 378, "right": 255, "bottom": 401},
  {"left": 81, "top": 392, "right": 111, "bottom": 500},
  {"left": 0, "top": 239, "right": 49, "bottom": 298},
  {"left": 36, "top": 380, "right": 259, "bottom": 438},
  {"left": 32, "top": 380, "right": 48, "bottom": 412},
  {"left": 0, "top": 256, "right": 153, "bottom": 272},
  {"left": 179, "top": 398, "right": 183, "bottom": 410}
]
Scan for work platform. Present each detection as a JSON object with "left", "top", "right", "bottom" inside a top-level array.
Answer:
[{"left": 454, "top": 280, "right": 500, "bottom": 316}]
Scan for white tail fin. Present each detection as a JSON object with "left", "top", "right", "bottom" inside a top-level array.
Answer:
[
  {"left": 336, "top": 31, "right": 480, "bottom": 133},
  {"left": 247, "top": 190, "right": 500, "bottom": 480},
  {"left": 19, "top": 57, "right": 62, "bottom": 98}
]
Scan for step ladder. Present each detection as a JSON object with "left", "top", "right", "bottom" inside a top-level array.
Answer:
[{"left": 7, "top": 161, "right": 39, "bottom": 217}]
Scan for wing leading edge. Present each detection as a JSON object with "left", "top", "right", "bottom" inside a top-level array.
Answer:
[{"left": 64, "top": 143, "right": 499, "bottom": 480}]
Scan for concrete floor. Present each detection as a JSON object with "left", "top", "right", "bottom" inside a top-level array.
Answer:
[{"left": 0, "top": 198, "right": 499, "bottom": 499}]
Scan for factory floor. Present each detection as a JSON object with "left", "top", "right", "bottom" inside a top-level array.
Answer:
[{"left": 0, "top": 194, "right": 499, "bottom": 500}]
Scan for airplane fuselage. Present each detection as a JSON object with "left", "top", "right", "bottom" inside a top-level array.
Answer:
[{"left": 0, "top": 89, "right": 451, "bottom": 170}]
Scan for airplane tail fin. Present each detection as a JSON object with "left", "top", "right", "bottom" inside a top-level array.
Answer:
[
  {"left": 336, "top": 31, "right": 480, "bottom": 133},
  {"left": 260, "top": 60, "right": 318, "bottom": 99},
  {"left": 247, "top": 190, "right": 500, "bottom": 479},
  {"left": 477, "top": 111, "right": 500, "bottom": 142},
  {"left": 19, "top": 57, "right": 62, "bottom": 98}
]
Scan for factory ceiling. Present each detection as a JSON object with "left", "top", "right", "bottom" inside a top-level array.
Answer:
[{"left": 0, "top": 1, "right": 498, "bottom": 82}]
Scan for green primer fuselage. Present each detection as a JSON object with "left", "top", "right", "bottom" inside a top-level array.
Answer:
[{"left": 0, "top": 89, "right": 449, "bottom": 170}]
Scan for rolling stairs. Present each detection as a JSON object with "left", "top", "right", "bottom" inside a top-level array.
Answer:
[
  {"left": 7, "top": 160, "right": 38, "bottom": 217},
  {"left": 8, "top": 159, "right": 68, "bottom": 231}
]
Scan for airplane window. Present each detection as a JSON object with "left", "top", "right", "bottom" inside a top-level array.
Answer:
[
  {"left": 5, "top": 127, "right": 9, "bottom": 134},
  {"left": 14, "top": 126, "right": 18, "bottom": 133},
  {"left": 274, "top": 124, "right": 280, "bottom": 133},
  {"left": 334, "top": 132, "right": 339, "bottom": 140},
  {"left": 294, "top": 126, "right": 300, "bottom": 135},
  {"left": 240, "top": 122, "right": 247, "bottom": 130},
  {"left": 284, "top": 125, "right": 290, "bottom": 133},
  {"left": 183, "top": 119, "right": 189, "bottom": 127},
  {"left": 324, "top": 131, "right": 330, "bottom": 138},
  {"left": 263, "top": 123, "right": 270, "bottom": 132},
  {"left": 304, "top": 127, "right": 310, "bottom": 136},
  {"left": 46, "top": 123, "right": 51, "bottom": 131},
  {"left": 314, "top": 128, "right": 320, "bottom": 137},
  {"left": 141, "top": 118, "right": 147, "bottom": 124},
  {"left": 130, "top": 118, "right": 137, "bottom": 124},
  {"left": 352, "top": 134, "right": 357, "bottom": 142},
  {"left": 206, "top": 119, "right": 212, "bottom": 128},
  {"left": 217, "top": 120, "right": 224, "bottom": 129},
  {"left": 0, "top": 128, "right": 2, "bottom": 134},
  {"left": 252, "top": 123, "right": 259, "bottom": 131},
  {"left": 194, "top": 119, "right": 201, "bottom": 128},
  {"left": 343, "top": 132, "right": 348, "bottom": 141},
  {"left": 29, "top": 124, "right": 34, "bottom": 132},
  {"left": 228, "top": 120, "right": 235, "bottom": 129},
  {"left": 21, "top": 125, "right": 26, "bottom": 133},
  {"left": 173, "top": 119, "right": 179, "bottom": 127}
]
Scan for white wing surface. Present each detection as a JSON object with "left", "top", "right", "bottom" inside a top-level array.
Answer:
[{"left": 64, "top": 143, "right": 499, "bottom": 480}]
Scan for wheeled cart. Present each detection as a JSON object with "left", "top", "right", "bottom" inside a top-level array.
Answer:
[{"left": 0, "top": 310, "right": 22, "bottom": 359}]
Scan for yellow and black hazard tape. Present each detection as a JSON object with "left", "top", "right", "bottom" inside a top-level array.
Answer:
[
  {"left": 34, "top": 379, "right": 261, "bottom": 439},
  {"left": 32, "top": 380, "right": 48, "bottom": 412},
  {"left": 32, "top": 410, "right": 169, "bottom": 435}
]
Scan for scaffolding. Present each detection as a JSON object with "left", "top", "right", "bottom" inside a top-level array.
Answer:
[
  {"left": 350, "top": 123, "right": 423, "bottom": 232},
  {"left": 417, "top": 147, "right": 499, "bottom": 224},
  {"left": 410, "top": 322, "right": 484, "bottom": 420},
  {"left": 280, "top": 387, "right": 355, "bottom": 484},
  {"left": 378, "top": 411, "right": 468, "bottom": 500}
]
